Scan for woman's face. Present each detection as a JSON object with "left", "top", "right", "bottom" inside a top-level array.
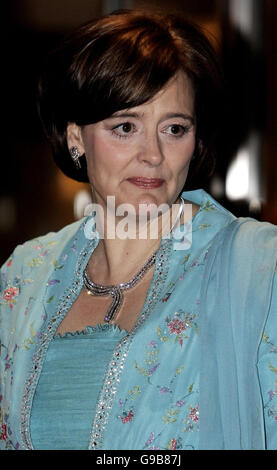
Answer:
[{"left": 68, "top": 71, "right": 196, "bottom": 213}]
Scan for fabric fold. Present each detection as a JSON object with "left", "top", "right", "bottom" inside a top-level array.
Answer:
[{"left": 200, "top": 218, "right": 277, "bottom": 449}]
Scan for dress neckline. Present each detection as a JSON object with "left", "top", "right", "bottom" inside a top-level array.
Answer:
[{"left": 53, "top": 322, "right": 129, "bottom": 339}]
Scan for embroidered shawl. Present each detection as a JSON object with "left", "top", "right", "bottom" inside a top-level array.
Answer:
[{"left": 1, "top": 190, "right": 277, "bottom": 450}]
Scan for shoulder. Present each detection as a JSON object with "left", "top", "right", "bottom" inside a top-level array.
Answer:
[
  {"left": 0, "top": 217, "right": 86, "bottom": 291},
  {"left": 235, "top": 217, "right": 277, "bottom": 237},
  {"left": 222, "top": 218, "right": 277, "bottom": 254},
  {"left": 202, "top": 216, "right": 277, "bottom": 304},
  {"left": 182, "top": 189, "right": 237, "bottom": 232},
  {"left": 209, "top": 217, "right": 277, "bottom": 276}
]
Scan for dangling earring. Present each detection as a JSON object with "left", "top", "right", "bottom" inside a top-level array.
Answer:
[{"left": 70, "top": 146, "right": 81, "bottom": 169}]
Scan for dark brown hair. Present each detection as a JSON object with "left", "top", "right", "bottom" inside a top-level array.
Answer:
[{"left": 37, "top": 9, "right": 223, "bottom": 186}]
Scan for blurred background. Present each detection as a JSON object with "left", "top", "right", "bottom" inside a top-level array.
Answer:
[{"left": 1, "top": 0, "right": 277, "bottom": 264}]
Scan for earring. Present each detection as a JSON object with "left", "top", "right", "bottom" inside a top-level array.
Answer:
[{"left": 70, "top": 146, "right": 81, "bottom": 169}]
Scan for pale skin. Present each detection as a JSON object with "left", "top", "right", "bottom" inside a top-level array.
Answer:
[{"left": 55, "top": 71, "right": 200, "bottom": 334}]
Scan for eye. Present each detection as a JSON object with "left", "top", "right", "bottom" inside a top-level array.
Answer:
[
  {"left": 112, "top": 122, "right": 135, "bottom": 138},
  {"left": 164, "top": 124, "right": 191, "bottom": 137}
]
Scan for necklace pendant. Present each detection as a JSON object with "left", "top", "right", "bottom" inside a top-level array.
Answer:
[
  {"left": 104, "top": 288, "right": 123, "bottom": 323},
  {"left": 83, "top": 239, "right": 163, "bottom": 324}
]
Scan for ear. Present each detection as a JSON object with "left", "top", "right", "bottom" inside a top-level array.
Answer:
[{"left": 66, "top": 123, "right": 85, "bottom": 155}]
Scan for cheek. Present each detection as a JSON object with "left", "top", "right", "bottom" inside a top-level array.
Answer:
[
  {"left": 84, "top": 139, "right": 112, "bottom": 176},
  {"left": 85, "top": 136, "right": 131, "bottom": 174},
  {"left": 186, "top": 134, "right": 196, "bottom": 157},
  {"left": 173, "top": 137, "right": 196, "bottom": 174}
]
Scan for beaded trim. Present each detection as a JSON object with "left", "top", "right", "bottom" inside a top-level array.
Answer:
[
  {"left": 88, "top": 237, "right": 172, "bottom": 450},
  {"left": 20, "top": 237, "right": 97, "bottom": 450}
]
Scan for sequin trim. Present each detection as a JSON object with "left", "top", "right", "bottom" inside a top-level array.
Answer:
[
  {"left": 20, "top": 236, "right": 97, "bottom": 450},
  {"left": 88, "top": 237, "right": 172, "bottom": 450}
]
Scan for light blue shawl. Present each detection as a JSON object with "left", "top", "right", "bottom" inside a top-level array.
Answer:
[
  {"left": 200, "top": 218, "right": 277, "bottom": 449},
  {"left": 1, "top": 190, "right": 277, "bottom": 449}
]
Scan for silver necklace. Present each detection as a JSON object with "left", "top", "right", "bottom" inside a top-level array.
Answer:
[
  {"left": 83, "top": 197, "right": 184, "bottom": 323},
  {"left": 83, "top": 251, "right": 156, "bottom": 323}
]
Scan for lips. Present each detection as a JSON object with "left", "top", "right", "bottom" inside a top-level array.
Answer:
[{"left": 127, "top": 177, "right": 164, "bottom": 188}]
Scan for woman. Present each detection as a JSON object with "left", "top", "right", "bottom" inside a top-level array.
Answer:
[{"left": 1, "top": 9, "right": 277, "bottom": 450}]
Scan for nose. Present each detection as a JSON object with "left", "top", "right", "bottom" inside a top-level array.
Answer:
[{"left": 137, "top": 132, "right": 164, "bottom": 167}]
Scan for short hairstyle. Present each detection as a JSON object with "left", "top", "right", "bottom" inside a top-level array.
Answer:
[{"left": 37, "top": 8, "right": 223, "bottom": 186}]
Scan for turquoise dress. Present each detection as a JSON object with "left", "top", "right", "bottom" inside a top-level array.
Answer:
[
  {"left": 30, "top": 326, "right": 127, "bottom": 450},
  {"left": 1, "top": 189, "right": 277, "bottom": 450}
]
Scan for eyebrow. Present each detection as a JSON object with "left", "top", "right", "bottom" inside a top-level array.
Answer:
[
  {"left": 110, "top": 111, "right": 195, "bottom": 124},
  {"left": 163, "top": 112, "right": 195, "bottom": 124},
  {"left": 111, "top": 112, "right": 143, "bottom": 119}
]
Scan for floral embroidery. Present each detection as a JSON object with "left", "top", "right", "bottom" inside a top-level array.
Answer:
[
  {"left": 0, "top": 227, "right": 85, "bottom": 449},
  {"left": 183, "top": 404, "right": 200, "bottom": 432},
  {"left": 22, "top": 321, "right": 37, "bottom": 350},
  {"left": 268, "top": 362, "right": 277, "bottom": 374},
  {"left": 162, "top": 383, "right": 196, "bottom": 425},
  {"left": 188, "top": 405, "right": 199, "bottom": 423},
  {"left": 131, "top": 334, "right": 199, "bottom": 449},
  {"left": 161, "top": 281, "right": 178, "bottom": 303},
  {"left": 201, "top": 200, "right": 216, "bottom": 212},
  {"left": 162, "top": 293, "right": 172, "bottom": 303},
  {"left": 28, "top": 257, "right": 44, "bottom": 268},
  {"left": 47, "top": 279, "right": 60, "bottom": 286},
  {"left": 157, "top": 310, "right": 198, "bottom": 347},
  {"left": 268, "top": 390, "right": 276, "bottom": 401},
  {"left": 260, "top": 332, "right": 277, "bottom": 425},
  {"left": 168, "top": 318, "right": 187, "bottom": 335},
  {"left": 163, "top": 408, "right": 180, "bottom": 424},
  {"left": 117, "top": 386, "right": 141, "bottom": 425},
  {"left": 134, "top": 341, "right": 159, "bottom": 377},
  {"left": 262, "top": 333, "right": 277, "bottom": 352},
  {"left": 145, "top": 432, "right": 156, "bottom": 448},
  {"left": 27, "top": 241, "right": 57, "bottom": 268},
  {"left": 0, "top": 422, "right": 7, "bottom": 441},
  {"left": 166, "top": 437, "right": 183, "bottom": 450},
  {"left": 2, "top": 286, "right": 19, "bottom": 308},
  {"left": 120, "top": 410, "right": 134, "bottom": 424},
  {"left": 265, "top": 361, "right": 277, "bottom": 421},
  {"left": 2, "top": 343, "right": 18, "bottom": 385},
  {"left": 1, "top": 274, "right": 33, "bottom": 310},
  {"left": 53, "top": 258, "right": 65, "bottom": 270},
  {"left": 24, "top": 296, "right": 35, "bottom": 316},
  {"left": 0, "top": 404, "right": 20, "bottom": 450}
]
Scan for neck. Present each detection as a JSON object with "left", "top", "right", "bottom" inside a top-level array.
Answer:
[
  {"left": 90, "top": 237, "right": 160, "bottom": 284},
  {"left": 87, "top": 199, "right": 183, "bottom": 285}
]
